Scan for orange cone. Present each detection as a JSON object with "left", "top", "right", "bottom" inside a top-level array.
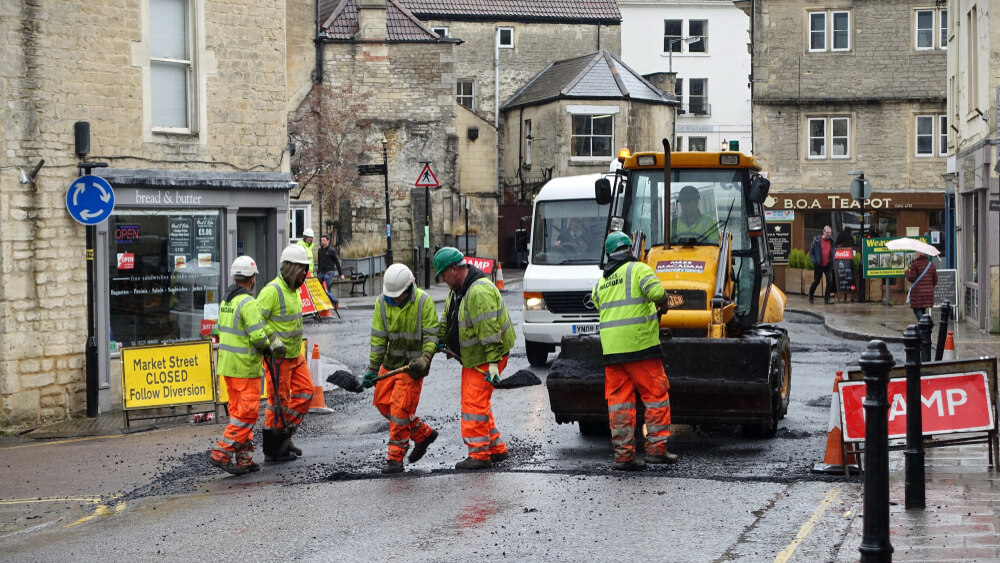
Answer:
[
  {"left": 495, "top": 262, "right": 505, "bottom": 291},
  {"left": 812, "top": 371, "right": 859, "bottom": 474},
  {"left": 307, "top": 343, "right": 333, "bottom": 414},
  {"left": 941, "top": 331, "right": 956, "bottom": 360}
]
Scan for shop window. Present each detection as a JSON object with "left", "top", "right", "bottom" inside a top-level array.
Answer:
[
  {"left": 571, "top": 113, "right": 614, "bottom": 158},
  {"left": 808, "top": 10, "right": 850, "bottom": 52},
  {"left": 109, "top": 210, "right": 221, "bottom": 348},
  {"left": 150, "top": 0, "right": 194, "bottom": 130},
  {"left": 289, "top": 204, "right": 311, "bottom": 241},
  {"left": 457, "top": 80, "right": 474, "bottom": 109}
]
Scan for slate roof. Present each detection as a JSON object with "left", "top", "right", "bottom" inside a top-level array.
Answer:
[
  {"left": 399, "top": 1, "right": 621, "bottom": 23},
  {"left": 502, "top": 50, "right": 677, "bottom": 110},
  {"left": 320, "top": 0, "right": 444, "bottom": 41}
]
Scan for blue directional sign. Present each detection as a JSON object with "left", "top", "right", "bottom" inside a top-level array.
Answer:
[{"left": 66, "top": 175, "right": 115, "bottom": 225}]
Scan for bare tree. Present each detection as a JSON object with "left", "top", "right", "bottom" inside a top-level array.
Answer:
[{"left": 289, "top": 84, "right": 380, "bottom": 240}]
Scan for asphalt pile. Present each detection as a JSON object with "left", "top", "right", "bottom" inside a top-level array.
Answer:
[{"left": 494, "top": 369, "right": 542, "bottom": 389}]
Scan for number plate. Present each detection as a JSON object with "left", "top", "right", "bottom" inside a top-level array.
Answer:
[{"left": 572, "top": 324, "right": 598, "bottom": 335}]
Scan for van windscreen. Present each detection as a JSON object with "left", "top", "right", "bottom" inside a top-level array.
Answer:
[{"left": 531, "top": 199, "right": 608, "bottom": 265}]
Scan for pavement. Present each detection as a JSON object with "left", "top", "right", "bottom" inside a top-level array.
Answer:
[{"left": 6, "top": 271, "right": 1000, "bottom": 560}]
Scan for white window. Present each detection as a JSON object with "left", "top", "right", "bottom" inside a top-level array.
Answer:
[
  {"left": 150, "top": 0, "right": 194, "bottom": 130},
  {"left": 689, "top": 79, "right": 708, "bottom": 115},
  {"left": 571, "top": 114, "right": 614, "bottom": 158},
  {"left": 664, "top": 19, "right": 708, "bottom": 53},
  {"left": 808, "top": 10, "right": 850, "bottom": 52},
  {"left": 676, "top": 136, "right": 684, "bottom": 150},
  {"left": 457, "top": 80, "right": 473, "bottom": 109},
  {"left": 688, "top": 137, "right": 707, "bottom": 152},
  {"left": 916, "top": 8, "right": 947, "bottom": 50},
  {"left": 498, "top": 27, "right": 513, "bottom": 48},
  {"left": 432, "top": 26, "right": 448, "bottom": 38},
  {"left": 674, "top": 78, "right": 684, "bottom": 113},
  {"left": 688, "top": 20, "right": 707, "bottom": 53},
  {"left": 939, "top": 115, "right": 948, "bottom": 155},
  {"left": 807, "top": 116, "right": 851, "bottom": 159},
  {"left": 916, "top": 115, "right": 948, "bottom": 157},
  {"left": 289, "top": 204, "right": 311, "bottom": 241},
  {"left": 524, "top": 119, "right": 532, "bottom": 166},
  {"left": 664, "top": 19, "right": 682, "bottom": 52}
]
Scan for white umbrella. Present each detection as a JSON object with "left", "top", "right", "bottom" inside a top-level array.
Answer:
[{"left": 885, "top": 237, "right": 940, "bottom": 256}]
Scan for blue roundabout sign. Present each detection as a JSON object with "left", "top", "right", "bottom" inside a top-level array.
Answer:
[{"left": 66, "top": 175, "right": 115, "bottom": 225}]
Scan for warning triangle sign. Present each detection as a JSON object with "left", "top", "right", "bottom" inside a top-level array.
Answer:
[{"left": 414, "top": 163, "right": 440, "bottom": 187}]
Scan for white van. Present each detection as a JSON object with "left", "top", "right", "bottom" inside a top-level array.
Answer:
[{"left": 521, "top": 173, "right": 610, "bottom": 366}]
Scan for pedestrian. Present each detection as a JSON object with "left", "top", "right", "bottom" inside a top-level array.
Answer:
[
  {"left": 905, "top": 251, "right": 938, "bottom": 321},
  {"left": 433, "top": 246, "right": 516, "bottom": 470},
  {"left": 808, "top": 225, "right": 837, "bottom": 304},
  {"left": 361, "top": 264, "right": 440, "bottom": 474},
  {"left": 592, "top": 232, "right": 679, "bottom": 471},
  {"left": 209, "top": 256, "right": 285, "bottom": 475},
  {"left": 296, "top": 228, "right": 316, "bottom": 274},
  {"left": 317, "top": 234, "right": 345, "bottom": 311},
  {"left": 256, "top": 244, "right": 313, "bottom": 462}
]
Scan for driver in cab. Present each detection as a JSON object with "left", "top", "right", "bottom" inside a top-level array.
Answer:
[{"left": 672, "top": 185, "right": 718, "bottom": 245}]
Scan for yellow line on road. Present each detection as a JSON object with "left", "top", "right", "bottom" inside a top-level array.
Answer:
[
  {"left": 1, "top": 434, "right": 126, "bottom": 450},
  {"left": 64, "top": 498, "right": 126, "bottom": 528},
  {"left": 0, "top": 497, "right": 101, "bottom": 505},
  {"left": 774, "top": 487, "right": 842, "bottom": 563}
]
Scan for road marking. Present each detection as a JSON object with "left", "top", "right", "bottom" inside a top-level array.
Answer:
[
  {"left": 0, "top": 496, "right": 126, "bottom": 528},
  {"left": 774, "top": 487, "right": 842, "bottom": 563},
  {"left": 65, "top": 499, "right": 126, "bottom": 528},
  {"left": 0, "top": 434, "right": 126, "bottom": 450},
  {"left": 0, "top": 497, "right": 101, "bottom": 505}
]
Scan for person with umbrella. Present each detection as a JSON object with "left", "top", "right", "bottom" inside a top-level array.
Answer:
[{"left": 893, "top": 238, "right": 940, "bottom": 321}]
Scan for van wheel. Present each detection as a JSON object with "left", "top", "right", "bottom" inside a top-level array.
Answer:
[{"left": 526, "top": 341, "right": 550, "bottom": 366}]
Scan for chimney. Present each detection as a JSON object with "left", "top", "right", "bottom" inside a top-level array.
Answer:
[
  {"left": 644, "top": 72, "right": 677, "bottom": 98},
  {"left": 357, "top": 0, "right": 387, "bottom": 41}
]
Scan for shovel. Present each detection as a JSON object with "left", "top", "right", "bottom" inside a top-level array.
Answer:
[{"left": 262, "top": 356, "right": 293, "bottom": 458}]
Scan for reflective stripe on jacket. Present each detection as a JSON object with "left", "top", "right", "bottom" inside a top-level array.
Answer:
[
  {"left": 369, "top": 288, "right": 440, "bottom": 371},
  {"left": 217, "top": 292, "right": 271, "bottom": 378},
  {"left": 592, "top": 261, "right": 665, "bottom": 361},
  {"left": 672, "top": 213, "right": 718, "bottom": 243},
  {"left": 257, "top": 276, "right": 303, "bottom": 358},
  {"left": 444, "top": 279, "right": 515, "bottom": 368}
]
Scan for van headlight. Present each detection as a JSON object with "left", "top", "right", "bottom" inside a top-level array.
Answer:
[{"left": 524, "top": 292, "right": 546, "bottom": 311}]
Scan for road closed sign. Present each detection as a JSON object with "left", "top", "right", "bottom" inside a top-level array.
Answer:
[
  {"left": 121, "top": 341, "right": 215, "bottom": 409},
  {"left": 840, "top": 372, "right": 995, "bottom": 442}
]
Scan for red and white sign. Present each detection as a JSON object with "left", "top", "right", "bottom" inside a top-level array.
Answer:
[
  {"left": 199, "top": 319, "right": 217, "bottom": 336},
  {"left": 414, "top": 163, "right": 440, "bottom": 187},
  {"left": 117, "top": 252, "right": 135, "bottom": 270},
  {"left": 840, "top": 372, "right": 995, "bottom": 442},
  {"left": 465, "top": 256, "right": 495, "bottom": 274},
  {"left": 835, "top": 248, "right": 854, "bottom": 260},
  {"left": 298, "top": 284, "right": 316, "bottom": 315}
]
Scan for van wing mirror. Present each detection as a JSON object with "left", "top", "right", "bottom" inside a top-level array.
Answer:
[
  {"left": 595, "top": 178, "right": 612, "bottom": 205},
  {"left": 748, "top": 176, "right": 771, "bottom": 204}
]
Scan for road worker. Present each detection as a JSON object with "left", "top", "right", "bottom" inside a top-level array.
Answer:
[
  {"left": 296, "top": 228, "right": 316, "bottom": 274},
  {"left": 672, "top": 185, "right": 718, "bottom": 244},
  {"left": 257, "top": 244, "right": 313, "bottom": 461},
  {"left": 433, "top": 247, "right": 516, "bottom": 470},
  {"left": 209, "top": 255, "right": 285, "bottom": 475},
  {"left": 592, "top": 231, "right": 679, "bottom": 471},
  {"left": 361, "top": 263, "right": 440, "bottom": 474}
]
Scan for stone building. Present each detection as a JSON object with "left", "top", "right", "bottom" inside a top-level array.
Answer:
[
  {"left": 947, "top": 0, "right": 999, "bottom": 331},
  {"left": 741, "top": 0, "right": 949, "bottom": 301},
  {"left": 1, "top": 0, "right": 293, "bottom": 421}
]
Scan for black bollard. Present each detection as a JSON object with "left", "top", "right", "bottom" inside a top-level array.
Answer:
[
  {"left": 903, "top": 325, "right": 926, "bottom": 509},
  {"left": 919, "top": 314, "right": 933, "bottom": 363},
  {"left": 859, "top": 340, "right": 895, "bottom": 563},
  {"left": 935, "top": 300, "right": 952, "bottom": 362}
]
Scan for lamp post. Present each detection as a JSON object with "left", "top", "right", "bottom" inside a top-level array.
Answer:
[
  {"left": 382, "top": 134, "right": 393, "bottom": 266},
  {"left": 667, "top": 36, "right": 698, "bottom": 73}
]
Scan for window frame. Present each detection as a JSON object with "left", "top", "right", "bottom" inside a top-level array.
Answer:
[
  {"left": 431, "top": 26, "right": 448, "bottom": 38},
  {"left": 939, "top": 115, "right": 948, "bottom": 156},
  {"left": 689, "top": 78, "right": 708, "bottom": 115},
  {"left": 830, "top": 117, "right": 850, "bottom": 158},
  {"left": 808, "top": 10, "right": 851, "bottom": 53},
  {"left": 807, "top": 116, "right": 852, "bottom": 160},
  {"left": 497, "top": 27, "right": 514, "bottom": 48},
  {"left": 807, "top": 117, "right": 827, "bottom": 159},
  {"left": 149, "top": 0, "right": 195, "bottom": 133},
  {"left": 831, "top": 11, "right": 850, "bottom": 51},
  {"left": 688, "top": 137, "right": 707, "bottom": 152},
  {"left": 915, "top": 8, "right": 947, "bottom": 50},
  {"left": 940, "top": 9, "right": 948, "bottom": 50},
  {"left": 456, "top": 80, "right": 474, "bottom": 110},
  {"left": 808, "top": 12, "right": 827, "bottom": 52},
  {"left": 524, "top": 119, "right": 532, "bottom": 166},
  {"left": 289, "top": 203, "right": 312, "bottom": 242},
  {"left": 569, "top": 111, "right": 615, "bottom": 160},
  {"left": 688, "top": 19, "right": 708, "bottom": 53},
  {"left": 663, "top": 19, "right": 682, "bottom": 53}
]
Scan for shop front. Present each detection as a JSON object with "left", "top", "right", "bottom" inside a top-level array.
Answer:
[
  {"left": 95, "top": 169, "right": 292, "bottom": 411},
  {"left": 763, "top": 190, "right": 948, "bottom": 302}
]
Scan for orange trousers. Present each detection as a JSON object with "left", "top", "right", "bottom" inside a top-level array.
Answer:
[
  {"left": 460, "top": 356, "right": 508, "bottom": 461},
  {"left": 372, "top": 366, "right": 434, "bottom": 462},
  {"left": 211, "top": 376, "right": 261, "bottom": 467},
  {"left": 264, "top": 354, "right": 313, "bottom": 429},
  {"left": 605, "top": 357, "right": 671, "bottom": 463}
]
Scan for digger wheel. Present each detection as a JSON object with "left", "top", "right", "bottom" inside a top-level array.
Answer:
[{"left": 776, "top": 331, "right": 791, "bottom": 419}]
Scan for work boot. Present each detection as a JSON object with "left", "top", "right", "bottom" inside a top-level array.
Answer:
[
  {"left": 825, "top": 297, "right": 835, "bottom": 305},
  {"left": 408, "top": 430, "right": 438, "bottom": 463},
  {"left": 645, "top": 452, "right": 679, "bottom": 465},
  {"left": 209, "top": 456, "right": 251, "bottom": 476},
  {"left": 613, "top": 459, "right": 646, "bottom": 471},
  {"left": 287, "top": 441, "right": 302, "bottom": 456},
  {"left": 265, "top": 451, "right": 298, "bottom": 463},
  {"left": 490, "top": 451, "right": 510, "bottom": 464},
  {"left": 381, "top": 460, "right": 404, "bottom": 474},
  {"left": 454, "top": 457, "right": 492, "bottom": 470},
  {"left": 236, "top": 461, "right": 261, "bottom": 473},
  {"left": 808, "top": 295, "right": 814, "bottom": 304}
]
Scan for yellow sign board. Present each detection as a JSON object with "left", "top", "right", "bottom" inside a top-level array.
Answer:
[
  {"left": 304, "top": 277, "right": 334, "bottom": 312},
  {"left": 122, "top": 341, "right": 215, "bottom": 409}
]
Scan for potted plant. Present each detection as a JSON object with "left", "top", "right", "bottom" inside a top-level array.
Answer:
[
  {"left": 785, "top": 249, "right": 813, "bottom": 295},
  {"left": 339, "top": 233, "right": 387, "bottom": 278}
]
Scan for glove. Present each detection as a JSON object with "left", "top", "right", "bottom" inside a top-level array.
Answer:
[
  {"left": 408, "top": 354, "right": 432, "bottom": 379},
  {"left": 269, "top": 334, "right": 286, "bottom": 358},
  {"left": 486, "top": 363, "right": 501, "bottom": 385},
  {"left": 361, "top": 370, "right": 378, "bottom": 389}
]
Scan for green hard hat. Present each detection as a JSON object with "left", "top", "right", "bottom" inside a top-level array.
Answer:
[
  {"left": 433, "top": 246, "right": 465, "bottom": 279},
  {"left": 604, "top": 231, "right": 631, "bottom": 254}
]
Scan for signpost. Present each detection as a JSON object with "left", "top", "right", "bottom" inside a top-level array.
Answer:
[
  {"left": 415, "top": 162, "right": 439, "bottom": 288},
  {"left": 849, "top": 171, "right": 871, "bottom": 302}
]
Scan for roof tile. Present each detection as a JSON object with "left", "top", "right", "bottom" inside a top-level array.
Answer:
[{"left": 399, "top": 0, "right": 620, "bottom": 22}]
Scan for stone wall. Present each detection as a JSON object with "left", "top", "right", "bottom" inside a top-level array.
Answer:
[{"left": 0, "top": 0, "right": 288, "bottom": 422}]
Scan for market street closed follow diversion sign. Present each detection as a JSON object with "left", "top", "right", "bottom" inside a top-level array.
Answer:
[{"left": 122, "top": 341, "right": 215, "bottom": 409}]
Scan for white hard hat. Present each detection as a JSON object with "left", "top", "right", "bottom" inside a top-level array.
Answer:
[
  {"left": 231, "top": 255, "right": 258, "bottom": 278},
  {"left": 382, "top": 263, "right": 415, "bottom": 298},
  {"left": 302, "top": 228, "right": 314, "bottom": 238},
  {"left": 280, "top": 244, "right": 311, "bottom": 265}
]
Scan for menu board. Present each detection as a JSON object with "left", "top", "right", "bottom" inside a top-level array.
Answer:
[
  {"left": 835, "top": 249, "right": 855, "bottom": 292},
  {"left": 168, "top": 217, "right": 193, "bottom": 258},
  {"left": 765, "top": 223, "right": 792, "bottom": 264},
  {"left": 194, "top": 217, "right": 216, "bottom": 255},
  {"left": 934, "top": 268, "right": 958, "bottom": 308}
]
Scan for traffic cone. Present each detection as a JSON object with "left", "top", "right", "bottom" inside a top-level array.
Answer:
[
  {"left": 812, "top": 371, "right": 859, "bottom": 474},
  {"left": 307, "top": 344, "right": 333, "bottom": 414},
  {"left": 495, "top": 262, "right": 505, "bottom": 291},
  {"left": 941, "top": 331, "right": 956, "bottom": 361}
]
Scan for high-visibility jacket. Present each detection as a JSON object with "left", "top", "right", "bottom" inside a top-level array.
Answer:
[
  {"left": 297, "top": 239, "right": 315, "bottom": 273},
  {"left": 257, "top": 276, "right": 303, "bottom": 359},
  {"left": 592, "top": 260, "right": 665, "bottom": 363},
  {"left": 369, "top": 288, "right": 440, "bottom": 371},
  {"left": 672, "top": 213, "right": 718, "bottom": 243},
  {"left": 443, "top": 278, "right": 516, "bottom": 368},
  {"left": 217, "top": 287, "right": 271, "bottom": 378}
]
